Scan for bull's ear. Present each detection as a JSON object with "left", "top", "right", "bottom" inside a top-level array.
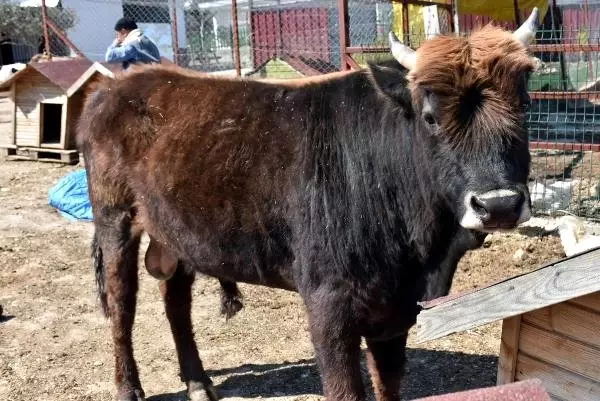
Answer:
[{"left": 369, "top": 60, "right": 412, "bottom": 107}]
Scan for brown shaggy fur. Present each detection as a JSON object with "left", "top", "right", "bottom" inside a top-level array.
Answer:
[{"left": 409, "top": 25, "right": 536, "bottom": 153}]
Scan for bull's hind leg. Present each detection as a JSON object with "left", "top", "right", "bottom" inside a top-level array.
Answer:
[
  {"left": 219, "top": 279, "right": 243, "bottom": 319},
  {"left": 160, "top": 263, "right": 219, "bottom": 401},
  {"left": 93, "top": 206, "right": 144, "bottom": 401},
  {"left": 365, "top": 334, "right": 408, "bottom": 401}
]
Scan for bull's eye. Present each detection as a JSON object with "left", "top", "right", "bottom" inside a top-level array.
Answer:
[{"left": 423, "top": 112, "right": 436, "bottom": 125}]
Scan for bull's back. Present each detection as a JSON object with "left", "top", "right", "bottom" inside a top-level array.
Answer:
[{"left": 78, "top": 65, "right": 302, "bottom": 287}]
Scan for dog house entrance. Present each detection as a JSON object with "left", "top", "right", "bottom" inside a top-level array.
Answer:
[{"left": 41, "top": 103, "right": 62, "bottom": 145}]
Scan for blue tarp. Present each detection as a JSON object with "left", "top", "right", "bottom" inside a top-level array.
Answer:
[{"left": 48, "top": 169, "right": 93, "bottom": 222}]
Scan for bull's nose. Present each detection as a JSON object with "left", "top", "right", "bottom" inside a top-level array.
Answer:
[
  {"left": 460, "top": 189, "right": 531, "bottom": 231},
  {"left": 470, "top": 190, "right": 525, "bottom": 224}
]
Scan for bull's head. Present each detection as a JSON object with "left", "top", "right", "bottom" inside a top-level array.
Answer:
[{"left": 386, "top": 8, "right": 539, "bottom": 232}]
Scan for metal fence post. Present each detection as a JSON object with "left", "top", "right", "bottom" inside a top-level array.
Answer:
[
  {"left": 171, "top": 0, "right": 180, "bottom": 65},
  {"left": 41, "top": 0, "right": 51, "bottom": 58},
  {"left": 231, "top": 0, "right": 242, "bottom": 76},
  {"left": 337, "top": 0, "right": 350, "bottom": 70}
]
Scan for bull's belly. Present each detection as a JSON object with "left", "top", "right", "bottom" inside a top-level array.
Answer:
[
  {"left": 194, "top": 260, "right": 298, "bottom": 291},
  {"left": 142, "top": 214, "right": 298, "bottom": 291}
]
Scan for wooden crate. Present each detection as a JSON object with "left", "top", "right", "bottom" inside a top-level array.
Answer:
[{"left": 498, "top": 293, "right": 600, "bottom": 401}]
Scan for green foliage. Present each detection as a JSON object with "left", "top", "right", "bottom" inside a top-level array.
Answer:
[{"left": 0, "top": 1, "right": 77, "bottom": 51}]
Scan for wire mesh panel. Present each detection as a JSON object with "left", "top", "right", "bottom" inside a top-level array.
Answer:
[
  {"left": 526, "top": 2, "right": 600, "bottom": 218},
  {"left": 0, "top": 0, "right": 76, "bottom": 62}
]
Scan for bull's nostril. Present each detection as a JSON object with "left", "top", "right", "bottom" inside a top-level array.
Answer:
[{"left": 470, "top": 196, "right": 488, "bottom": 217}]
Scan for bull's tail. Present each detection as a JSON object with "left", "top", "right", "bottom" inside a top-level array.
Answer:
[{"left": 91, "top": 231, "right": 109, "bottom": 317}]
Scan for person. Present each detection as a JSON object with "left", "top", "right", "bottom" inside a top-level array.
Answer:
[{"left": 105, "top": 18, "right": 160, "bottom": 70}]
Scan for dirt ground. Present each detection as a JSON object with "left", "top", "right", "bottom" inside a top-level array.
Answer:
[{"left": 0, "top": 159, "right": 566, "bottom": 401}]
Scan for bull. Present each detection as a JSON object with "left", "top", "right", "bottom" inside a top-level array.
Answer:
[{"left": 78, "top": 9, "right": 539, "bottom": 401}]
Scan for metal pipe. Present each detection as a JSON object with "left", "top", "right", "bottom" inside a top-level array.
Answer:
[
  {"left": 231, "top": 0, "right": 241, "bottom": 76},
  {"left": 452, "top": 0, "right": 460, "bottom": 35},
  {"left": 402, "top": 0, "right": 410, "bottom": 46},
  {"left": 171, "top": 0, "right": 180, "bottom": 64},
  {"left": 41, "top": 0, "right": 51, "bottom": 59},
  {"left": 513, "top": 0, "right": 521, "bottom": 27},
  {"left": 337, "top": 0, "right": 350, "bottom": 70},
  {"left": 46, "top": 18, "right": 85, "bottom": 58}
]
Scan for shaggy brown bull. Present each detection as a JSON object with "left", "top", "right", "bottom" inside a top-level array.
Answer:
[{"left": 78, "top": 9, "right": 540, "bottom": 401}]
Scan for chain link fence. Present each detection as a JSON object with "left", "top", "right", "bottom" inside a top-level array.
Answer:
[{"left": 1, "top": 0, "right": 600, "bottom": 219}]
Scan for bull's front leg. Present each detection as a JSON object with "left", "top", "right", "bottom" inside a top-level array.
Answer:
[
  {"left": 365, "top": 334, "right": 408, "bottom": 401},
  {"left": 305, "top": 292, "right": 365, "bottom": 401}
]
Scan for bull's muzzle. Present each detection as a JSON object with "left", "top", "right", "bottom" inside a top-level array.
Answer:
[{"left": 460, "top": 189, "right": 531, "bottom": 231}]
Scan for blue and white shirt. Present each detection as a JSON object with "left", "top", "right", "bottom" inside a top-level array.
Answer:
[{"left": 105, "top": 29, "right": 161, "bottom": 70}]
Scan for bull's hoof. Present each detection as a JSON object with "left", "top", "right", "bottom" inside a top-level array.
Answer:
[
  {"left": 117, "top": 388, "right": 145, "bottom": 401},
  {"left": 188, "top": 381, "right": 219, "bottom": 401},
  {"left": 220, "top": 296, "right": 243, "bottom": 320}
]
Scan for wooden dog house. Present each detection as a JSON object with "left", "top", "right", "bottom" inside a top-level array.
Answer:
[
  {"left": 0, "top": 57, "right": 174, "bottom": 163},
  {"left": 0, "top": 58, "right": 119, "bottom": 163},
  {"left": 416, "top": 247, "right": 600, "bottom": 401}
]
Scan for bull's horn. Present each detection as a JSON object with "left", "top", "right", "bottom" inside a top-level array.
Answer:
[
  {"left": 389, "top": 31, "right": 416, "bottom": 70},
  {"left": 513, "top": 7, "right": 539, "bottom": 45}
]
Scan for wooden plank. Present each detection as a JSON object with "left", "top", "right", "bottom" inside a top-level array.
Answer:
[
  {"left": 523, "top": 303, "right": 600, "bottom": 348},
  {"left": 59, "top": 97, "right": 68, "bottom": 149},
  {"left": 9, "top": 83, "right": 15, "bottom": 145},
  {"left": 7, "top": 147, "right": 78, "bottom": 165},
  {"left": 569, "top": 292, "right": 600, "bottom": 314},
  {"left": 519, "top": 323, "right": 600, "bottom": 380},
  {"left": 18, "top": 147, "right": 78, "bottom": 154},
  {"left": 515, "top": 353, "right": 600, "bottom": 401},
  {"left": 416, "top": 248, "right": 600, "bottom": 343},
  {"left": 497, "top": 315, "right": 522, "bottom": 385},
  {"left": 0, "top": 89, "right": 12, "bottom": 146}
]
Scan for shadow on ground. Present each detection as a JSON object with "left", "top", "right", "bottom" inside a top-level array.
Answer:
[{"left": 147, "top": 348, "right": 497, "bottom": 400}]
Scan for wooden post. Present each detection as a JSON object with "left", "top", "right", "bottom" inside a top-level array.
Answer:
[
  {"left": 231, "top": 0, "right": 242, "bottom": 76},
  {"left": 337, "top": 0, "right": 350, "bottom": 70},
  {"left": 497, "top": 315, "right": 522, "bottom": 385},
  {"left": 41, "top": 0, "right": 52, "bottom": 59},
  {"left": 171, "top": 0, "right": 180, "bottom": 65}
]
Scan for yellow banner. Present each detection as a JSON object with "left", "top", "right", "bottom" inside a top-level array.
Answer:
[
  {"left": 457, "top": 0, "right": 548, "bottom": 22},
  {"left": 392, "top": 0, "right": 548, "bottom": 43}
]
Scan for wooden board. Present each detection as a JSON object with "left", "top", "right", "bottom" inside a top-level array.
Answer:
[
  {"left": 497, "top": 315, "right": 522, "bottom": 385},
  {"left": 415, "top": 248, "right": 600, "bottom": 343},
  {"left": 519, "top": 322, "right": 600, "bottom": 380},
  {"left": 569, "top": 292, "right": 600, "bottom": 314},
  {"left": 0, "top": 86, "right": 15, "bottom": 146},
  {"left": 523, "top": 301, "right": 600, "bottom": 348},
  {"left": 515, "top": 353, "right": 600, "bottom": 401},
  {"left": 6, "top": 147, "right": 79, "bottom": 165}
]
